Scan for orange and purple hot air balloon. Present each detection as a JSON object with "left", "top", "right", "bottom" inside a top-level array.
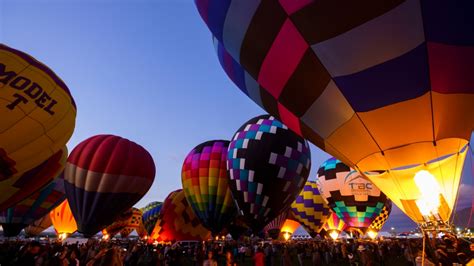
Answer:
[{"left": 64, "top": 135, "right": 155, "bottom": 235}]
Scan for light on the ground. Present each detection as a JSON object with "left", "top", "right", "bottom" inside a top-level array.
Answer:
[
  {"left": 367, "top": 230, "right": 378, "bottom": 239},
  {"left": 329, "top": 230, "right": 339, "bottom": 240}
]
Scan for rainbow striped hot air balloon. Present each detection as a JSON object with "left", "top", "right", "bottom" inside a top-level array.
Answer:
[
  {"left": 0, "top": 177, "right": 66, "bottom": 237},
  {"left": 182, "top": 140, "right": 236, "bottom": 235},
  {"left": 141, "top": 201, "right": 163, "bottom": 235},
  {"left": 150, "top": 190, "right": 210, "bottom": 242},
  {"left": 50, "top": 200, "right": 77, "bottom": 239},
  {"left": 64, "top": 135, "right": 155, "bottom": 235},
  {"left": 0, "top": 44, "right": 76, "bottom": 212},
  {"left": 323, "top": 212, "right": 347, "bottom": 240},
  {"left": 291, "top": 181, "right": 331, "bottom": 236}
]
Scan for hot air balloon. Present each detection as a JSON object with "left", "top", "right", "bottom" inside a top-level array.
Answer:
[
  {"left": 50, "top": 200, "right": 77, "bottom": 240},
  {"left": 367, "top": 200, "right": 392, "bottom": 239},
  {"left": 120, "top": 208, "right": 146, "bottom": 238},
  {"left": 0, "top": 146, "right": 67, "bottom": 211},
  {"left": 0, "top": 44, "right": 75, "bottom": 206},
  {"left": 227, "top": 115, "right": 311, "bottom": 232},
  {"left": 280, "top": 219, "right": 301, "bottom": 241},
  {"left": 323, "top": 212, "right": 347, "bottom": 240},
  {"left": 150, "top": 190, "right": 210, "bottom": 242},
  {"left": 182, "top": 140, "right": 236, "bottom": 234},
  {"left": 103, "top": 208, "right": 134, "bottom": 238},
  {"left": 290, "top": 180, "right": 331, "bottom": 236},
  {"left": 0, "top": 177, "right": 65, "bottom": 237},
  {"left": 25, "top": 215, "right": 52, "bottom": 237},
  {"left": 195, "top": 0, "right": 474, "bottom": 230},
  {"left": 64, "top": 135, "right": 155, "bottom": 235},
  {"left": 264, "top": 211, "right": 289, "bottom": 240},
  {"left": 317, "top": 158, "right": 388, "bottom": 233},
  {"left": 142, "top": 201, "right": 162, "bottom": 235}
]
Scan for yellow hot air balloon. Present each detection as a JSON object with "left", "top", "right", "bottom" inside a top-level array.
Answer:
[
  {"left": 280, "top": 219, "right": 300, "bottom": 241},
  {"left": 50, "top": 200, "right": 77, "bottom": 240},
  {"left": 0, "top": 44, "right": 76, "bottom": 208}
]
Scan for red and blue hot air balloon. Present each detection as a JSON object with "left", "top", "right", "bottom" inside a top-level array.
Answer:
[{"left": 64, "top": 135, "right": 155, "bottom": 235}]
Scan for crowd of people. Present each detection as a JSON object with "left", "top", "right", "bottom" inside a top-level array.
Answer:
[{"left": 0, "top": 235, "right": 472, "bottom": 266}]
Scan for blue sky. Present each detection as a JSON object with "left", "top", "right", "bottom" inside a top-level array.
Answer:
[{"left": 1, "top": 0, "right": 471, "bottom": 231}]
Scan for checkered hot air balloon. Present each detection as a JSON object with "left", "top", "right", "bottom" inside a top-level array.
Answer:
[
  {"left": 316, "top": 158, "right": 388, "bottom": 232},
  {"left": 195, "top": 0, "right": 473, "bottom": 227},
  {"left": 103, "top": 208, "right": 134, "bottom": 237},
  {"left": 0, "top": 176, "right": 66, "bottom": 237},
  {"left": 369, "top": 200, "right": 392, "bottom": 232},
  {"left": 64, "top": 135, "right": 155, "bottom": 235},
  {"left": 290, "top": 181, "right": 331, "bottom": 236},
  {"left": 150, "top": 190, "right": 210, "bottom": 242},
  {"left": 182, "top": 140, "right": 237, "bottom": 234},
  {"left": 227, "top": 115, "right": 311, "bottom": 232},
  {"left": 120, "top": 208, "right": 147, "bottom": 238},
  {"left": 141, "top": 201, "right": 163, "bottom": 235},
  {"left": 0, "top": 44, "right": 76, "bottom": 212}
]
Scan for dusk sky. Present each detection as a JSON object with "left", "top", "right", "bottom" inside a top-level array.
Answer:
[{"left": 1, "top": 0, "right": 472, "bottom": 232}]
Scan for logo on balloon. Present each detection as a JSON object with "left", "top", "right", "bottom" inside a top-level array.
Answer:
[
  {"left": 345, "top": 172, "right": 373, "bottom": 196},
  {"left": 0, "top": 64, "right": 58, "bottom": 115}
]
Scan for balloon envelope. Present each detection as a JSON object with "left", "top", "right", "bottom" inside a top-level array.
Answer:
[
  {"left": 0, "top": 176, "right": 66, "bottom": 236},
  {"left": 25, "top": 215, "right": 52, "bottom": 237},
  {"left": 64, "top": 135, "right": 155, "bottom": 235},
  {"left": 291, "top": 181, "right": 331, "bottom": 235},
  {"left": 323, "top": 212, "right": 347, "bottom": 235},
  {"left": 0, "top": 146, "right": 67, "bottom": 212},
  {"left": 195, "top": 0, "right": 473, "bottom": 227},
  {"left": 227, "top": 115, "right": 311, "bottom": 232},
  {"left": 182, "top": 140, "right": 236, "bottom": 234},
  {"left": 150, "top": 190, "right": 210, "bottom": 242},
  {"left": 264, "top": 211, "right": 288, "bottom": 240},
  {"left": 120, "top": 208, "right": 146, "bottom": 238},
  {"left": 317, "top": 158, "right": 388, "bottom": 231},
  {"left": 50, "top": 200, "right": 77, "bottom": 237},
  {"left": 0, "top": 44, "right": 75, "bottom": 205},
  {"left": 141, "top": 201, "right": 163, "bottom": 235},
  {"left": 368, "top": 200, "right": 392, "bottom": 232}
]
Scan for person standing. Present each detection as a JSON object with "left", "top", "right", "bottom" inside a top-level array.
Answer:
[
  {"left": 203, "top": 251, "right": 217, "bottom": 266},
  {"left": 253, "top": 247, "right": 265, "bottom": 266}
]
